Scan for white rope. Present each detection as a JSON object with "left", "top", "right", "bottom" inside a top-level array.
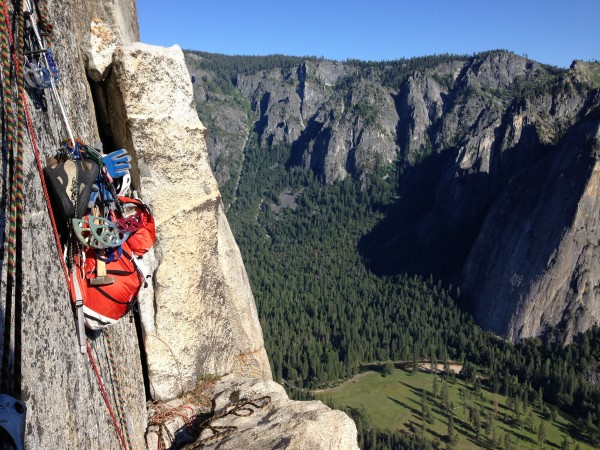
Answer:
[
  {"left": 48, "top": 78, "right": 75, "bottom": 146},
  {"left": 24, "top": 0, "right": 74, "bottom": 146}
]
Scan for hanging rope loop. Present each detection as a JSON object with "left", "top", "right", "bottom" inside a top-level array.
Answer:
[{"left": 87, "top": 340, "right": 129, "bottom": 450}]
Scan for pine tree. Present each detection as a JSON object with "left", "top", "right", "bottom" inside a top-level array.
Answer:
[
  {"left": 446, "top": 413, "right": 458, "bottom": 448},
  {"left": 504, "top": 432, "right": 514, "bottom": 450},
  {"left": 525, "top": 410, "right": 534, "bottom": 432},
  {"left": 538, "top": 421, "right": 547, "bottom": 446},
  {"left": 492, "top": 395, "right": 499, "bottom": 418},
  {"left": 441, "top": 381, "right": 449, "bottom": 408},
  {"left": 383, "top": 361, "right": 394, "bottom": 376}
]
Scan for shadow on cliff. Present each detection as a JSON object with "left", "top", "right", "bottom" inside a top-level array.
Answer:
[
  {"left": 287, "top": 117, "right": 330, "bottom": 177},
  {"left": 359, "top": 105, "right": 599, "bottom": 338},
  {"left": 458, "top": 108, "right": 600, "bottom": 335},
  {"left": 358, "top": 148, "right": 491, "bottom": 283},
  {"left": 0, "top": 140, "right": 9, "bottom": 383}
]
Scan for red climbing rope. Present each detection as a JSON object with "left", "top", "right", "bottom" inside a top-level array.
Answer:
[{"left": 87, "top": 341, "right": 129, "bottom": 450}]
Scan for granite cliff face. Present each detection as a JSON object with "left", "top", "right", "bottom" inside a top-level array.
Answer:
[
  {"left": 187, "top": 50, "right": 600, "bottom": 341},
  {"left": 461, "top": 107, "right": 600, "bottom": 341},
  {"left": 0, "top": 2, "right": 357, "bottom": 449}
]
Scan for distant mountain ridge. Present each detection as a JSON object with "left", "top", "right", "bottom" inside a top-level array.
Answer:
[{"left": 184, "top": 49, "right": 600, "bottom": 342}]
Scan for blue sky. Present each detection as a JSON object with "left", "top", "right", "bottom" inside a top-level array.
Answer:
[{"left": 137, "top": 0, "right": 599, "bottom": 68}]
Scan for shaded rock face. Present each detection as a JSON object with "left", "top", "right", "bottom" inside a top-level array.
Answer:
[
  {"left": 462, "top": 107, "right": 600, "bottom": 341},
  {"left": 242, "top": 60, "right": 400, "bottom": 184},
  {"left": 363, "top": 72, "right": 600, "bottom": 341},
  {"left": 107, "top": 43, "right": 271, "bottom": 401}
]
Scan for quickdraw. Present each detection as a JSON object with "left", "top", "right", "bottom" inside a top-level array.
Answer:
[{"left": 22, "top": 0, "right": 59, "bottom": 91}]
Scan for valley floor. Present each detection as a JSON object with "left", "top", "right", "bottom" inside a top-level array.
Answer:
[{"left": 315, "top": 368, "right": 594, "bottom": 450}]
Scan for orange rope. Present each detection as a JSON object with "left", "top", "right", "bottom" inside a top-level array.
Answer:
[{"left": 87, "top": 341, "right": 128, "bottom": 450}]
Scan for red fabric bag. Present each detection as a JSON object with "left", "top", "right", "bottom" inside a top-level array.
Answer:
[
  {"left": 118, "top": 196, "right": 156, "bottom": 256},
  {"left": 77, "top": 241, "right": 143, "bottom": 330}
]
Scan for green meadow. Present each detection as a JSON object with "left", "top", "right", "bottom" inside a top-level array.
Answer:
[{"left": 315, "top": 367, "right": 594, "bottom": 449}]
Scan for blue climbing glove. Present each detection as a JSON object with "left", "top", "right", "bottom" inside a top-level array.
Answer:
[
  {"left": 102, "top": 149, "right": 131, "bottom": 178},
  {"left": 88, "top": 149, "right": 131, "bottom": 206}
]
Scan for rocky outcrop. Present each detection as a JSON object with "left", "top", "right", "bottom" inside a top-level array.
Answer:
[
  {"left": 146, "top": 376, "right": 359, "bottom": 450},
  {"left": 106, "top": 43, "right": 271, "bottom": 401},
  {"left": 84, "top": 18, "right": 120, "bottom": 82},
  {"left": 202, "top": 376, "right": 359, "bottom": 450}
]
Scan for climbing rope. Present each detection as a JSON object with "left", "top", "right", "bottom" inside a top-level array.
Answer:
[
  {"left": 105, "top": 330, "right": 133, "bottom": 450},
  {"left": 0, "top": 0, "right": 15, "bottom": 394},
  {"left": 13, "top": 0, "right": 26, "bottom": 398},
  {"left": 1, "top": 3, "right": 128, "bottom": 449},
  {"left": 0, "top": 0, "right": 25, "bottom": 399},
  {"left": 148, "top": 402, "right": 198, "bottom": 450},
  {"left": 0, "top": 82, "right": 8, "bottom": 294},
  {"left": 87, "top": 340, "right": 129, "bottom": 450},
  {"left": 31, "top": 0, "right": 51, "bottom": 37},
  {"left": 0, "top": 0, "right": 71, "bottom": 289}
]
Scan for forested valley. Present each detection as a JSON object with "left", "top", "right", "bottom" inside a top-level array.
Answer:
[{"left": 187, "top": 51, "right": 600, "bottom": 447}]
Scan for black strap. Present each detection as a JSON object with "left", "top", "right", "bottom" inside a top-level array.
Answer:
[{"left": 92, "top": 285, "right": 133, "bottom": 305}]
